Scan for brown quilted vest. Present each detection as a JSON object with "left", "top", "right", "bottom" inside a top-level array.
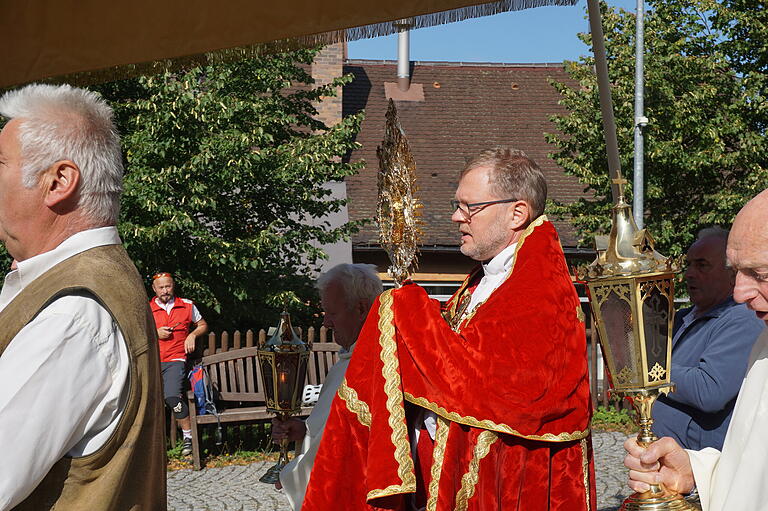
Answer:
[{"left": 0, "top": 244, "right": 166, "bottom": 510}]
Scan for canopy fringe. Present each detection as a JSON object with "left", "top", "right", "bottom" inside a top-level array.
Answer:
[{"left": 31, "top": 0, "right": 576, "bottom": 88}]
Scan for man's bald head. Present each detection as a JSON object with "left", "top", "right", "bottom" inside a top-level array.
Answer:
[
  {"left": 731, "top": 190, "right": 768, "bottom": 248},
  {"left": 728, "top": 189, "right": 768, "bottom": 324}
]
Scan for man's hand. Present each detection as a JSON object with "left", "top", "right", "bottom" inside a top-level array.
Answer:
[
  {"left": 624, "top": 437, "right": 695, "bottom": 494},
  {"left": 271, "top": 417, "right": 307, "bottom": 443},
  {"left": 157, "top": 326, "right": 173, "bottom": 339},
  {"left": 184, "top": 334, "right": 196, "bottom": 354}
]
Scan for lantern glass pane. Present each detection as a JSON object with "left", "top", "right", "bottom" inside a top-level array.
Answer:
[
  {"left": 260, "top": 357, "right": 275, "bottom": 404},
  {"left": 297, "top": 354, "right": 308, "bottom": 396},
  {"left": 642, "top": 284, "right": 671, "bottom": 383},
  {"left": 601, "top": 290, "right": 641, "bottom": 387}
]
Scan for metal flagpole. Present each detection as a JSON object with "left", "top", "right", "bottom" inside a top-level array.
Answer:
[{"left": 633, "top": 0, "right": 648, "bottom": 229}]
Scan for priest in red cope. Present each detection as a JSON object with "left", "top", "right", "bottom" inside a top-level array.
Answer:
[{"left": 303, "top": 148, "right": 595, "bottom": 511}]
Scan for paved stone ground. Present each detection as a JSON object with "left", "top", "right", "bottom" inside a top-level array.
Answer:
[
  {"left": 593, "top": 431, "right": 633, "bottom": 511},
  {"left": 168, "top": 431, "right": 632, "bottom": 510}
]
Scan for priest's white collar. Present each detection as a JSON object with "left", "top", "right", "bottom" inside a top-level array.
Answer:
[{"left": 481, "top": 242, "right": 518, "bottom": 278}]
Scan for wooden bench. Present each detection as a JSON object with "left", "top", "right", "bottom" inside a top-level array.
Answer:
[{"left": 185, "top": 342, "right": 340, "bottom": 470}]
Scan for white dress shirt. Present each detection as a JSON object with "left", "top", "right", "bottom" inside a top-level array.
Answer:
[
  {"left": 464, "top": 242, "right": 518, "bottom": 316},
  {"left": 0, "top": 227, "right": 130, "bottom": 510}
]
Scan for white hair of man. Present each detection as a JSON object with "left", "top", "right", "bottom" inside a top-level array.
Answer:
[
  {"left": 317, "top": 263, "right": 383, "bottom": 312},
  {"left": 0, "top": 83, "right": 123, "bottom": 226}
]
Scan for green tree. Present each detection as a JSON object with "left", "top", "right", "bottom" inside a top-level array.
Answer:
[
  {"left": 547, "top": 0, "right": 768, "bottom": 258},
  {"left": 95, "top": 49, "right": 364, "bottom": 329}
]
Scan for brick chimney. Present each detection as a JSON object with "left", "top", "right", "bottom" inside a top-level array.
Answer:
[
  {"left": 311, "top": 41, "right": 345, "bottom": 128},
  {"left": 309, "top": 41, "right": 353, "bottom": 271}
]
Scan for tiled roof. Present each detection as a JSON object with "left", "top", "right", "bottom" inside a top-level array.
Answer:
[{"left": 342, "top": 60, "right": 585, "bottom": 248}]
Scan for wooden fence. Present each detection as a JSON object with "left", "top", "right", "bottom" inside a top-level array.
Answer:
[
  {"left": 195, "top": 320, "right": 616, "bottom": 411},
  {"left": 193, "top": 325, "right": 334, "bottom": 357}
]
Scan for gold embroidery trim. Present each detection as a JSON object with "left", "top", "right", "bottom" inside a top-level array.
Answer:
[
  {"left": 404, "top": 392, "right": 589, "bottom": 442},
  {"left": 454, "top": 430, "right": 498, "bottom": 511},
  {"left": 426, "top": 416, "right": 450, "bottom": 511},
  {"left": 456, "top": 215, "right": 548, "bottom": 329},
  {"left": 368, "top": 484, "right": 411, "bottom": 500},
  {"left": 337, "top": 379, "right": 371, "bottom": 427},
  {"left": 581, "top": 437, "right": 591, "bottom": 511},
  {"left": 442, "top": 268, "right": 478, "bottom": 331},
  {"left": 366, "top": 290, "right": 416, "bottom": 501},
  {"left": 442, "top": 276, "right": 465, "bottom": 325}
]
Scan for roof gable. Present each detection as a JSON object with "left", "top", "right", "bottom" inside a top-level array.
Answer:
[{"left": 342, "top": 60, "right": 585, "bottom": 248}]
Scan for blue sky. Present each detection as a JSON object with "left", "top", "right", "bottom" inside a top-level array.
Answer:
[{"left": 348, "top": 0, "right": 638, "bottom": 63}]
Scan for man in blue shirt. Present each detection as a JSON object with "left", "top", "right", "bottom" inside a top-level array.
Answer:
[{"left": 653, "top": 227, "right": 764, "bottom": 450}]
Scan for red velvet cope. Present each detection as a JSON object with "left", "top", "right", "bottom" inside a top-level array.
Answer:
[{"left": 303, "top": 219, "right": 596, "bottom": 511}]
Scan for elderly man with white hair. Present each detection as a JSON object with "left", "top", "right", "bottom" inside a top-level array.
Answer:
[
  {"left": 0, "top": 84, "right": 165, "bottom": 510},
  {"left": 271, "top": 263, "right": 383, "bottom": 511}
]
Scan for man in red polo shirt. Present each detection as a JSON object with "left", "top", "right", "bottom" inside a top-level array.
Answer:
[{"left": 150, "top": 272, "right": 208, "bottom": 456}]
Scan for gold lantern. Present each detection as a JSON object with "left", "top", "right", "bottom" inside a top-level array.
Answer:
[
  {"left": 257, "top": 311, "right": 311, "bottom": 484},
  {"left": 578, "top": 191, "right": 696, "bottom": 511}
]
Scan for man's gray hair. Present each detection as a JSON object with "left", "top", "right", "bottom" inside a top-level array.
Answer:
[
  {"left": 317, "top": 263, "right": 383, "bottom": 311},
  {"left": 0, "top": 83, "right": 123, "bottom": 226},
  {"left": 697, "top": 226, "right": 729, "bottom": 241},
  {"left": 461, "top": 147, "right": 547, "bottom": 219}
]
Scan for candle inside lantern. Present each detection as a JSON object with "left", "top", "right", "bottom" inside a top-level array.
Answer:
[{"left": 277, "top": 368, "right": 292, "bottom": 405}]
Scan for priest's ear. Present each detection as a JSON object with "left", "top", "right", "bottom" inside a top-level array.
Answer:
[{"left": 507, "top": 200, "right": 532, "bottom": 231}]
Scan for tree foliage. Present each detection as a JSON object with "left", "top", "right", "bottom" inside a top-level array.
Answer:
[
  {"left": 547, "top": 0, "right": 767, "bottom": 257},
  {"left": 95, "top": 48, "right": 364, "bottom": 329}
]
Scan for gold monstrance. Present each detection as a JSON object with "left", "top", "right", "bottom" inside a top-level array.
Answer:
[
  {"left": 377, "top": 99, "right": 423, "bottom": 285},
  {"left": 257, "top": 312, "right": 310, "bottom": 484}
]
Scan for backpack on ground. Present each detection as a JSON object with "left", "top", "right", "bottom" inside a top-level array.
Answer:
[{"left": 188, "top": 364, "right": 223, "bottom": 445}]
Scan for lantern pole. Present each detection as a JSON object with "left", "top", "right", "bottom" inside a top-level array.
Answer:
[
  {"left": 586, "top": 0, "right": 625, "bottom": 204},
  {"left": 581, "top": 2, "right": 696, "bottom": 510}
]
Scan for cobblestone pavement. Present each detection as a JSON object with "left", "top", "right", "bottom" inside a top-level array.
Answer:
[
  {"left": 168, "top": 431, "right": 632, "bottom": 510},
  {"left": 594, "top": 431, "right": 633, "bottom": 511}
]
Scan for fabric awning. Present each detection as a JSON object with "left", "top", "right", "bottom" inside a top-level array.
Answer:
[{"left": 1, "top": 0, "right": 576, "bottom": 88}]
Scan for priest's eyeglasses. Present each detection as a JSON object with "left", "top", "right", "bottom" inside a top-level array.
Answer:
[{"left": 450, "top": 198, "right": 518, "bottom": 220}]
